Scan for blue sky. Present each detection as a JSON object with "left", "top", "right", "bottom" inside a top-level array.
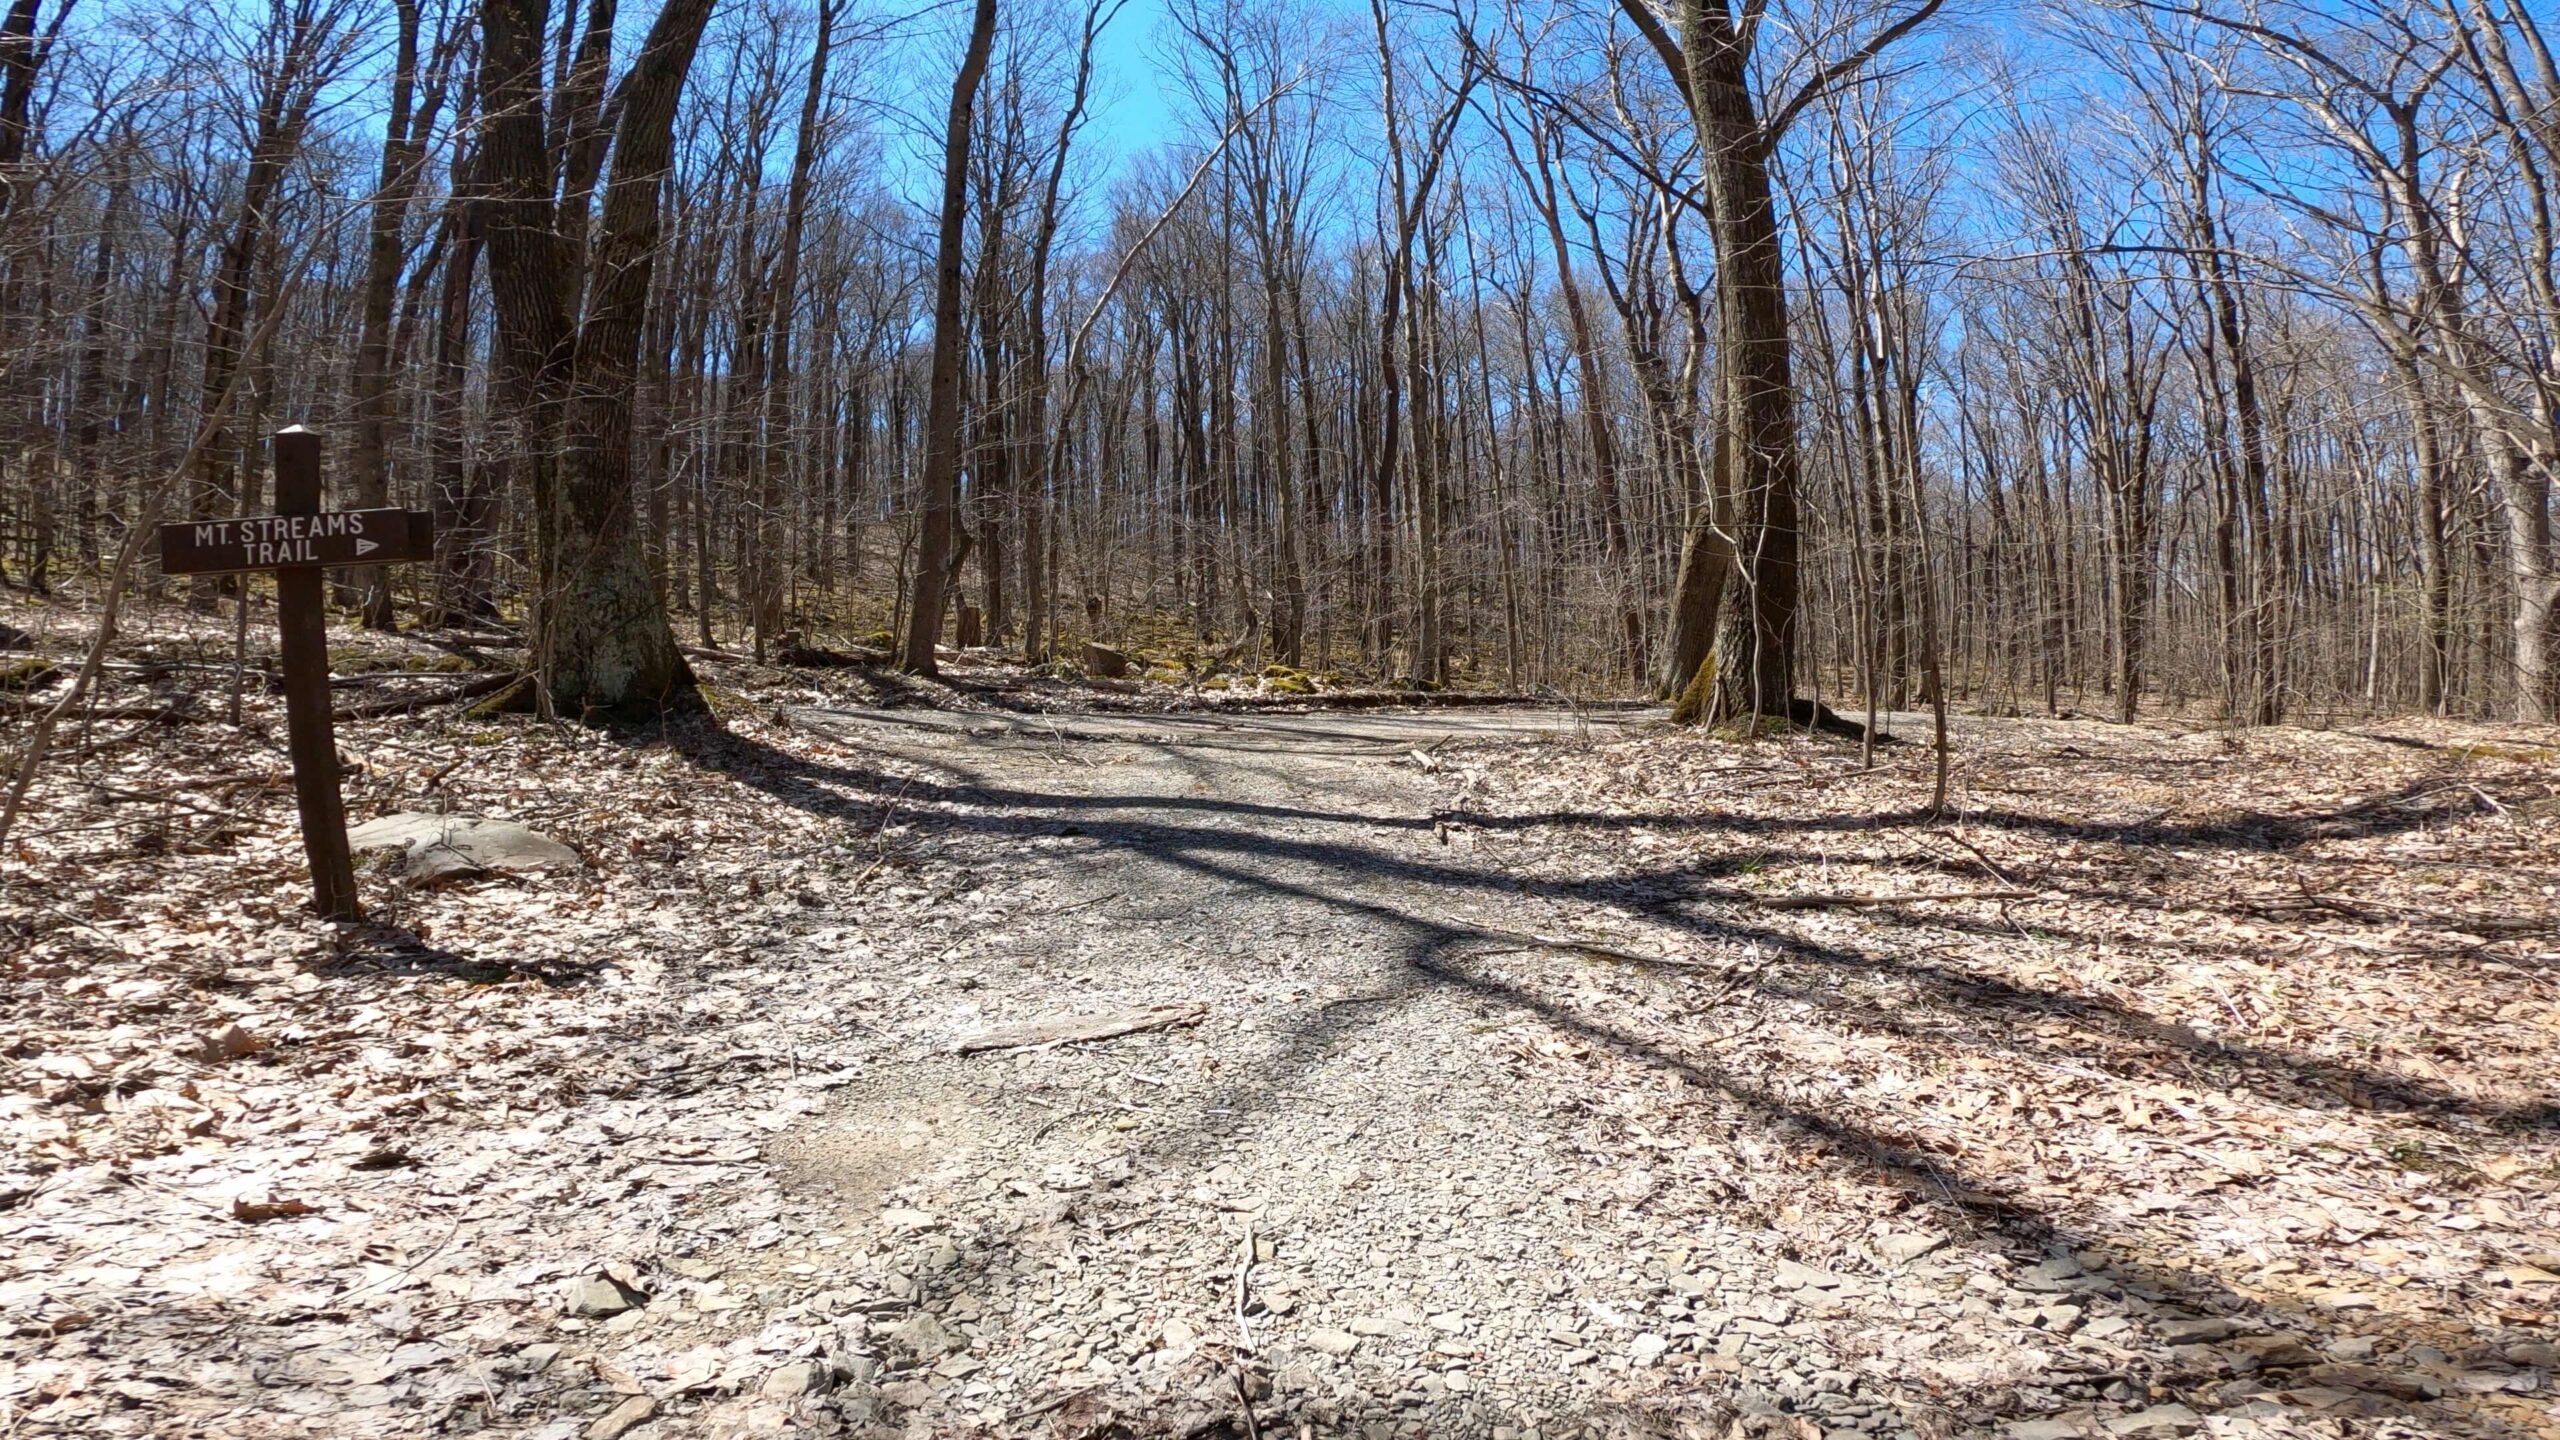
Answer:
[{"left": 1083, "top": 0, "right": 1185, "bottom": 167}]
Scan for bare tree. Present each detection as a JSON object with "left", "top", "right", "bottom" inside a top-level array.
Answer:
[
  {"left": 479, "top": 0, "right": 714, "bottom": 713},
  {"left": 900, "top": 0, "right": 999, "bottom": 675},
  {"left": 1622, "top": 0, "right": 1943, "bottom": 725}
]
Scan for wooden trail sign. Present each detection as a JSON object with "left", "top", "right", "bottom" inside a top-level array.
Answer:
[
  {"left": 158, "top": 507, "right": 433, "bottom": 577},
  {"left": 155, "top": 428, "right": 436, "bottom": 920}
]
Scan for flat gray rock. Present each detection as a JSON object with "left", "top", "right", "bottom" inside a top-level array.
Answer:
[
  {"left": 567, "top": 1273, "right": 646, "bottom": 1318},
  {"left": 889, "top": 1313, "right": 960, "bottom": 1357},
  {"left": 1774, "top": 1258, "right": 1845, "bottom": 1290},
  {"left": 349, "top": 812, "right": 580, "bottom": 881},
  {"left": 584, "top": 1396, "right": 655, "bottom": 1440},
  {"left": 763, "top": 1360, "right": 830, "bottom": 1397}
]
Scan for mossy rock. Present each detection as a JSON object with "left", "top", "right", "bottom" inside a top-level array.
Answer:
[
  {"left": 1261, "top": 670, "right": 1314, "bottom": 695},
  {"left": 861, "top": 629, "right": 896, "bottom": 650},
  {"left": 1201, "top": 676, "right": 1230, "bottom": 691},
  {"left": 1144, "top": 666, "right": 1186, "bottom": 685}
]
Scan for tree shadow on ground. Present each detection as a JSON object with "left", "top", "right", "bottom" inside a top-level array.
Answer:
[
  {"left": 759, "top": 704, "right": 2533, "bottom": 854},
  {"left": 668, "top": 714, "right": 2556, "bottom": 1436},
  {"left": 1083, "top": 845, "right": 2553, "bottom": 1437},
  {"left": 672, "top": 717, "right": 2552, "bottom": 1133},
  {"left": 312, "top": 920, "right": 609, "bottom": 986}
]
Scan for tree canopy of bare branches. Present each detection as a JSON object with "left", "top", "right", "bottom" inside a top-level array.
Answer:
[{"left": 0, "top": 0, "right": 2553, "bottom": 724}]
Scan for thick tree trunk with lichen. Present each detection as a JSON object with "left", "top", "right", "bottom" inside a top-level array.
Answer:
[
  {"left": 1661, "top": 435, "right": 1735, "bottom": 718},
  {"left": 2485, "top": 433, "right": 2559, "bottom": 722},
  {"left": 479, "top": 0, "right": 703, "bottom": 715}
]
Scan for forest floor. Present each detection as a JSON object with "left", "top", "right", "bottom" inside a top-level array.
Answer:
[{"left": 3, "top": 607, "right": 2559, "bottom": 1440}]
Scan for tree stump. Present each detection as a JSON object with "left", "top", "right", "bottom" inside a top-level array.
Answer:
[
  {"left": 956, "top": 605, "right": 984, "bottom": 648},
  {"left": 1082, "top": 641, "right": 1129, "bottom": 678}
]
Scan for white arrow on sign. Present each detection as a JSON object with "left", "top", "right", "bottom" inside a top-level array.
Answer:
[{"left": 355, "top": 538, "right": 378, "bottom": 556}]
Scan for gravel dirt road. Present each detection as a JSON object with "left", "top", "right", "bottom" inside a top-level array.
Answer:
[{"left": 736, "top": 705, "right": 2085, "bottom": 1438}]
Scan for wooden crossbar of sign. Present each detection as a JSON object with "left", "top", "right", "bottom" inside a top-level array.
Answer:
[
  {"left": 157, "top": 507, "right": 434, "bottom": 577},
  {"left": 172, "top": 427, "right": 441, "bottom": 921}
]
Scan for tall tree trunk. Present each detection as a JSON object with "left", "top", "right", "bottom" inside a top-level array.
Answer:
[
  {"left": 344, "top": 0, "right": 428, "bottom": 630},
  {"left": 0, "top": 0, "right": 48, "bottom": 195},
  {"left": 429, "top": 173, "right": 496, "bottom": 629},
  {"left": 1680, "top": 3, "right": 1803, "bottom": 722},
  {"left": 480, "top": 0, "right": 707, "bottom": 714},
  {"left": 2487, "top": 434, "right": 2560, "bottom": 720},
  {"left": 900, "top": 0, "right": 998, "bottom": 675},
  {"left": 2403, "top": 366, "right": 2453, "bottom": 713}
]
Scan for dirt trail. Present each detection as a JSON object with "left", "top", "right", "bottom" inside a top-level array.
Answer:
[
  {"left": 716, "top": 702, "right": 2560, "bottom": 1440},
  {"left": 743, "top": 705, "right": 2000, "bottom": 1437}
]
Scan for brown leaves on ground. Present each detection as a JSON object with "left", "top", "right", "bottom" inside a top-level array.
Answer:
[
  {"left": 1436, "top": 714, "right": 2560, "bottom": 1434},
  {"left": 0, "top": 615, "right": 963, "bottom": 1436},
  {"left": 5, "top": 601, "right": 2558, "bottom": 1439}
]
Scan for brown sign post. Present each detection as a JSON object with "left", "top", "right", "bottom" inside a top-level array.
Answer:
[{"left": 157, "top": 428, "right": 437, "bottom": 920}]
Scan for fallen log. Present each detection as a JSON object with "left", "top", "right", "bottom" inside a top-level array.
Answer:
[
  {"left": 328, "top": 668, "right": 498, "bottom": 688},
  {"left": 1160, "top": 690, "right": 1644, "bottom": 712},
  {"left": 778, "top": 638, "right": 892, "bottom": 668},
  {"left": 2, "top": 694, "right": 189, "bottom": 721},
  {"left": 1, "top": 658, "right": 61, "bottom": 691},
  {"left": 334, "top": 671, "right": 521, "bottom": 720}
]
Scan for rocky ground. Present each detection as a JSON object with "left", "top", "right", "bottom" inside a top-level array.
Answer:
[{"left": 3, "top": 619, "right": 2557, "bottom": 1439}]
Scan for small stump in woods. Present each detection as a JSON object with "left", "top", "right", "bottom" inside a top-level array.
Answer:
[
  {"left": 1082, "top": 642, "right": 1129, "bottom": 679},
  {"left": 956, "top": 606, "right": 984, "bottom": 649}
]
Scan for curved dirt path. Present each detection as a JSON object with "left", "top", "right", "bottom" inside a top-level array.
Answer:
[{"left": 736, "top": 705, "right": 1979, "bottom": 1439}]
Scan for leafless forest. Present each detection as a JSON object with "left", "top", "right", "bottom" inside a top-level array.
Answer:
[
  {"left": 9, "top": 2, "right": 2560, "bottom": 1433},
  {"left": 2, "top": 0, "right": 2556, "bottom": 726}
]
